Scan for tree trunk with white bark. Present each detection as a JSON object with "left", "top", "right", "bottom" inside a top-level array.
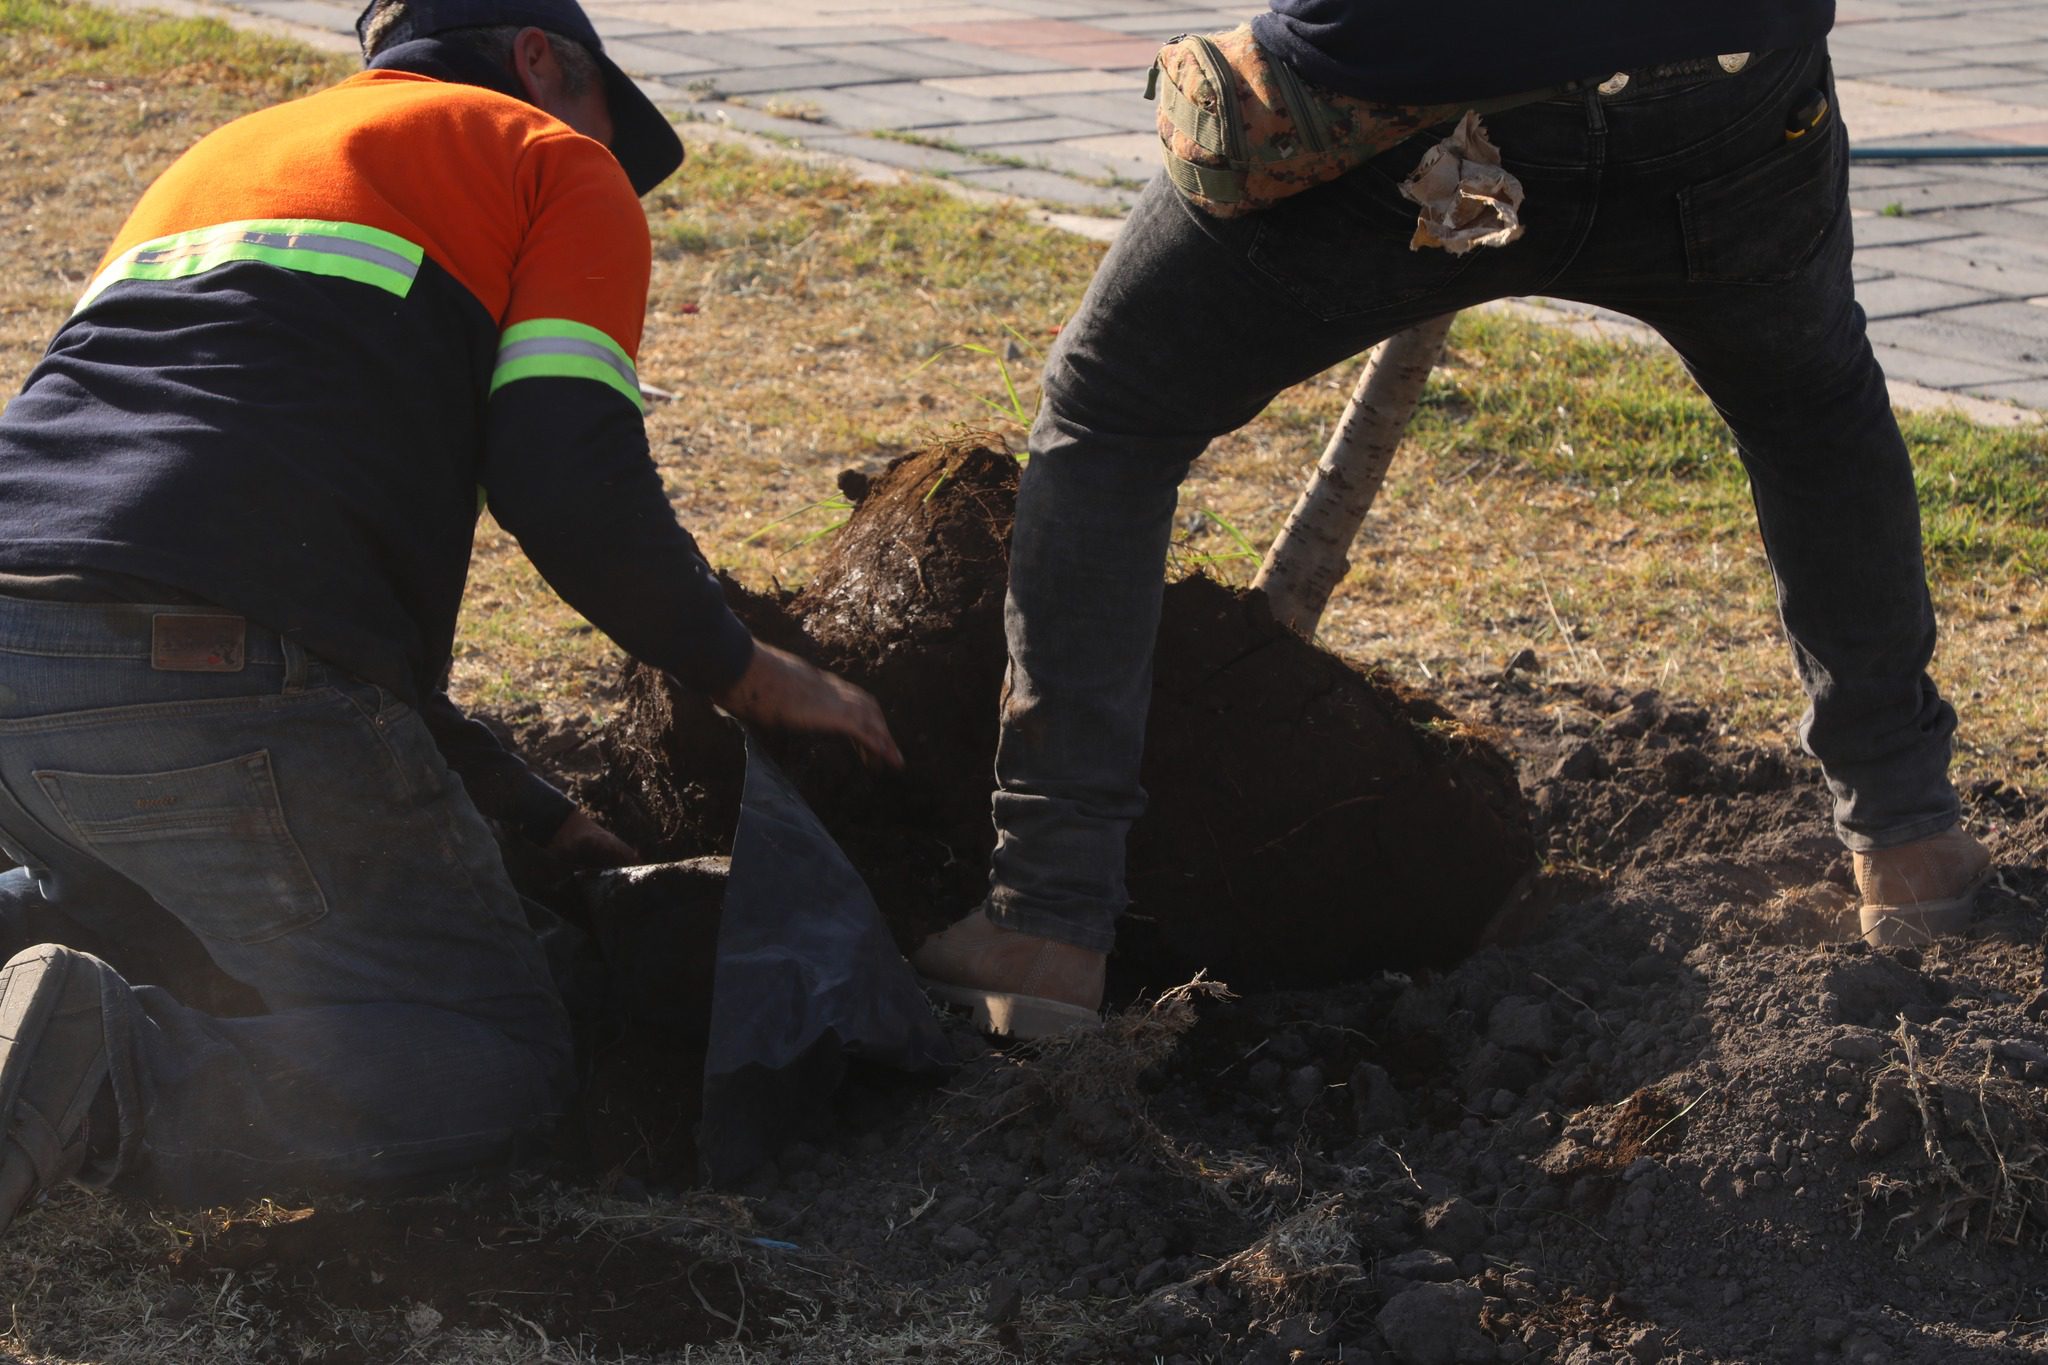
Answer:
[{"left": 1252, "top": 313, "right": 1456, "bottom": 636}]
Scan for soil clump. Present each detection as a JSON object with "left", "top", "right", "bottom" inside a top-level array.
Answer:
[{"left": 585, "top": 440, "right": 1536, "bottom": 988}]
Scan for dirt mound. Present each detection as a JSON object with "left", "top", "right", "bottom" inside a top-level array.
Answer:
[
  {"left": 585, "top": 440, "right": 1536, "bottom": 987},
  {"left": 711, "top": 677, "right": 2048, "bottom": 1364},
  {"left": 85, "top": 655, "right": 2045, "bottom": 1365}
]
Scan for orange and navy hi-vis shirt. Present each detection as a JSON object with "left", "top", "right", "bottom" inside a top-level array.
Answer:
[{"left": 0, "top": 67, "right": 752, "bottom": 711}]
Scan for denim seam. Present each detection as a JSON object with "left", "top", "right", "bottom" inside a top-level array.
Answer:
[
  {"left": 1605, "top": 48, "right": 1816, "bottom": 176},
  {"left": 0, "top": 688, "right": 323, "bottom": 735}
]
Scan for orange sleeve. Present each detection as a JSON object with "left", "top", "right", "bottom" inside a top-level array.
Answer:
[{"left": 503, "top": 129, "right": 651, "bottom": 356}]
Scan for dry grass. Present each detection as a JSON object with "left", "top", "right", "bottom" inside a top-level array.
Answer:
[
  {"left": 4, "top": 4, "right": 2048, "bottom": 1360},
  {"left": 6, "top": 8, "right": 2041, "bottom": 793}
]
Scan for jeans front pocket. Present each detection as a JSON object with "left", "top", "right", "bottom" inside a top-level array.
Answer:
[
  {"left": 35, "top": 750, "right": 328, "bottom": 944},
  {"left": 1679, "top": 86, "right": 1847, "bottom": 285}
]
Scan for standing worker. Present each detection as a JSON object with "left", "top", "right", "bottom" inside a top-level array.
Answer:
[
  {"left": 914, "top": 0, "right": 1992, "bottom": 1036},
  {"left": 0, "top": 0, "right": 898, "bottom": 1228}
]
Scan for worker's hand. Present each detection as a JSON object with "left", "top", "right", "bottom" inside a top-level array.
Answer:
[
  {"left": 713, "top": 641, "right": 903, "bottom": 770},
  {"left": 546, "top": 808, "right": 640, "bottom": 868}
]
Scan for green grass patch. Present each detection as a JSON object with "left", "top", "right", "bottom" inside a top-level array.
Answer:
[
  {"left": 1, "top": 0, "right": 346, "bottom": 92},
  {"left": 1415, "top": 310, "right": 2048, "bottom": 583}
]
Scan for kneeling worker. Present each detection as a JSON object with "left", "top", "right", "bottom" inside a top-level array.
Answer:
[{"left": 0, "top": 0, "right": 898, "bottom": 1226}]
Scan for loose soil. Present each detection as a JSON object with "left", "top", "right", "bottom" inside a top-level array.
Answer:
[{"left": 437, "top": 440, "right": 2044, "bottom": 1362}]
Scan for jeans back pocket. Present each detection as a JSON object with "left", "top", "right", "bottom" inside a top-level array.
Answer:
[
  {"left": 35, "top": 750, "right": 329, "bottom": 944},
  {"left": 1679, "top": 90, "right": 1847, "bottom": 285}
]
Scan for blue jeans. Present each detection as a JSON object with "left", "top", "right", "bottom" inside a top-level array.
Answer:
[
  {"left": 989, "top": 44, "right": 1960, "bottom": 952},
  {"left": 0, "top": 594, "right": 571, "bottom": 1205}
]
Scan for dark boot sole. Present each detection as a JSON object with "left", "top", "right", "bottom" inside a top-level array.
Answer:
[{"left": 0, "top": 946, "right": 108, "bottom": 1237}]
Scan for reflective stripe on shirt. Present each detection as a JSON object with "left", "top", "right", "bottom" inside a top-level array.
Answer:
[
  {"left": 490, "top": 319, "right": 644, "bottom": 412},
  {"left": 77, "top": 219, "right": 425, "bottom": 313}
]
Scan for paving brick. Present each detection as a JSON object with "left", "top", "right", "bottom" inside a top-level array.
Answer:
[
  {"left": 689, "top": 63, "right": 904, "bottom": 97},
  {"left": 1849, "top": 212, "right": 1974, "bottom": 249},
  {"left": 742, "top": 25, "right": 924, "bottom": 46},
  {"left": 1848, "top": 178, "right": 2048, "bottom": 215},
  {"left": 591, "top": 14, "right": 686, "bottom": 42},
  {"left": 979, "top": 139, "right": 1137, "bottom": 181},
  {"left": 1877, "top": 312, "right": 2048, "bottom": 378},
  {"left": 1903, "top": 66, "right": 2047, "bottom": 94},
  {"left": 1957, "top": 82, "right": 2048, "bottom": 109},
  {"left": 950, "top": 165, "right": 1138, "bottom": 208},
  {"left": 603, "top": 37, "right": 728, "bottom": 77},
  {"left": 1008, "top": 89, "right": 1157, "bottom": 132},
  {"left": 832, "top": 80, "right": 1046, "bottom": 125},
  {"left": 1854, "top": 273, "right": 2001, "bottom": 319},
  {"left": 236, "top": 0, "right": 354, "bottom": 33},
  {"left": 910, "top": 18, "right": 1141, "bottom": 47},
  {"left": 814, "top": 42, "right": 999, "bottom": 78},
  {"left": 1936, "top": 203, "right": 2048, "bottom": 243},
  {"left": 916, "top": 114, "right": 1122, "bottom": 146},
  {"left": 1089, "top": 10, "right": 1265, "bottom": 35},
  {"left": 978, "top": 0, "right": 1131, "bottom": 15},
  {"left": 723, "top": 84, "right": 948, "bottom": 131},
  {"left": 924, "top": 69, "right": 1134, "bottom": 97},
  {"left": 585, "top": 1, "right": 780, "bottom": 32},
  {"left": 1921, "top": 299, "right": 2048, "bottom": 347},
  {"left": 632, "top": 31, "right": 811, "bottom": 67},
  {"left": 1861, "top": 17, "right": 2044, "bottom": 49},
  {"left": 1869, "top": 341, "right": 2034, "bottom": 390},
  {"left": 1922, "top": 42, "right": 2048, "bottom": 66},
  {"left": 889, "top": 39, "right": 1068, "bottom": 74},
  {"left": 799, "top": 133, "right": 989, "bottom": 175},
  {"left": 1846, "top": 164, "right": 1951, "bottom": 190},
  {"left": 1030, "top": 41, "right": 1159, "bottom": 69},
  {"left": 1960, "top": 378, "right": 2048, "bottom": 408},
  {"left": 1857, "top": 242, "right": 2048, "bottom": 299},
  {"left": 1055, "top": 130, "right": 1160, "bottom": 176},
  {"left": 691, "top": 101, "right": 849, "bottom": 145}
]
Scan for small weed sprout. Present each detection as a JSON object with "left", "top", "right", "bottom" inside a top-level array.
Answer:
[
  {"left": 910, "top": 324, "right": 1044, "bottom": 434},
  {"left": 738, "top": 493, "right": 855, "bottom": 554},
  {"left": 1173, "top": 508, "right": 1266, "bottom": 584}
]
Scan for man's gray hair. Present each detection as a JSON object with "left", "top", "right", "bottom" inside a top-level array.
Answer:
[{"left": 359, "top": 0, "right": 601, "bottom": 98}]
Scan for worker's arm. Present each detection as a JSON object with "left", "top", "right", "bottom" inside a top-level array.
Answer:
[
  {"left": 419, "top": 688, "right": 641, "bottom": 864},
  {"left": 478, "top": 132, "right": 898, "bottom": 766}
]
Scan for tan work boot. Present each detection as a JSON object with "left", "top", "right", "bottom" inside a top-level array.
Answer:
[
  {"left": 1853, "top": 826, "right": 1993, "bottom": 947},
  {"left": 911, "top": 910, "right": 1104, "bottom": 1040}
]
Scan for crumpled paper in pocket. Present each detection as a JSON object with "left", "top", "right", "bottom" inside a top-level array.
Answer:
[{"left": 1400, "top": 110, "right": 1525, "bottom": 254}]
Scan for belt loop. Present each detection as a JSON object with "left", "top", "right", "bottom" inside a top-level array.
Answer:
[{"left": 281, "top": 637, "right": 308, "bottom": 694}]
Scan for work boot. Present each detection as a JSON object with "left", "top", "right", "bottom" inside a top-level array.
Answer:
[
  {"left": 1853, "top": 827, "right": 1992, "bottom": 947},
  {"left": 911, "top": 910, "right": 1104, "bottom": 1040},
  {"left": 0, "top": 945, "right": 113, "bottom": 1237}
]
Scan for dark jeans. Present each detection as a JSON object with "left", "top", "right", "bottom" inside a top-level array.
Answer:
[
  {"left": 989, "top": 44, "right": 1960, "bottom": 952},
  {"left": 0, "top": 594, "right": 572, "bottom": 1205}
]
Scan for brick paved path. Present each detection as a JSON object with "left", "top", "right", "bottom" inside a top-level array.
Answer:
[{"left": 223, "top": 0, "right": 2048, "bottom": 410}]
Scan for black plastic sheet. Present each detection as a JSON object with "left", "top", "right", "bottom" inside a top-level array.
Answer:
[{"left": 694, "top": 731, "right": 952, "bottom": 1183}]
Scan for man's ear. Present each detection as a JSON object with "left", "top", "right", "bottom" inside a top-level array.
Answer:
[{"left": 508, "top": 26, "right": 562, "bottom": 105}]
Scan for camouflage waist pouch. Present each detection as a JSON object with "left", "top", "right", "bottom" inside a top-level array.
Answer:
[{"left": 1146, "top": 25, "right": 1547, "bottom": 218}]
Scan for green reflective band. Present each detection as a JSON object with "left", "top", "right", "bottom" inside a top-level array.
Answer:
[
  {"left": 76, "top": 219, "right": 424, "bottom": 313},
  {"left": 491, "top": 319, "right": 643, "bottom": 413}
]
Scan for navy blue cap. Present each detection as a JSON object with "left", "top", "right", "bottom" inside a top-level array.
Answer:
[{"left": 355, "top": 0, "right": 684, "bottom": 194}]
